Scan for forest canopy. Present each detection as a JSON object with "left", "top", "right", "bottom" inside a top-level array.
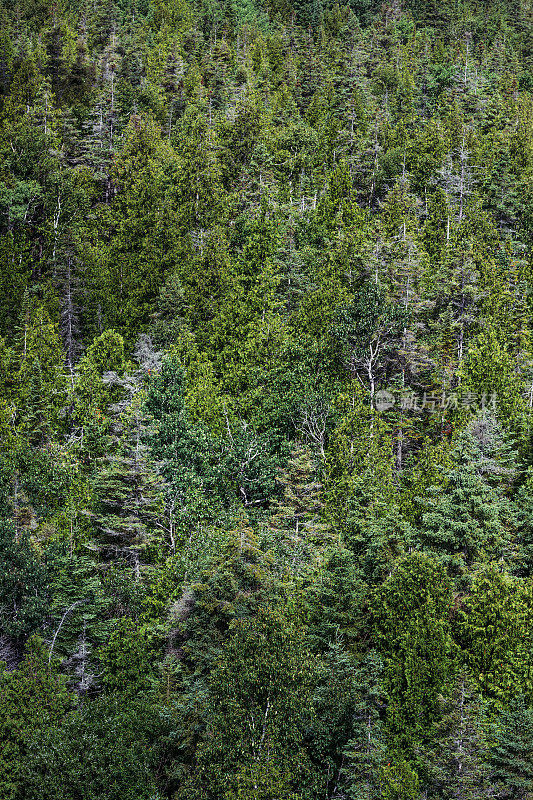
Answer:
[{"left": 0, "top": 0, "right": 533, "bottom": 795}]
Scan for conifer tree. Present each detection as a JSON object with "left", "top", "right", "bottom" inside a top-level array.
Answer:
[
  {"left": 489, "top": 696, "right": 533, "bottom": 799},
  {"left": 454, "top": 564, "right": 533, "bottom": 705},
  {"left": 91, "top": 116, "right": 180, "bottom": 341},
  {"left": 15, "top": 300, "right": 66, "bottom": 445},
  {"left": 90, "top": 381, "right": 163, "bottom": 571},
  {"left": 268, "top": 443, "right": 331, "bottom": 577},
  {"left": 417, "top": 430, "right": 515, "bottom": 576},
  {"left": 0, "top": 636, "right": 72, "bottom": 800},
  {"left": 343, "top": 651, "right": 388, "bottom": 800},
  {"left": 373, "top": 552, "right": 453, "bottom": 755},
  {"left": 421, "top": 673, "right": 494, "bottom": 800}
]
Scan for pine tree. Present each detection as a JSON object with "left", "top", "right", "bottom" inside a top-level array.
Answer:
[
  {"left": 267, "top": 443, "right": 331, "bottom": 578},
  {"left": 421, "top": 673, "right": 495, "bottom": 800},
  {"left": 91, "top": 116, "right": 180, "bottom": 342},
  {"left": 489, "top": 696, "right": 533, "bottom": 799},
  {"left": 416, "top": 430, "right": 515, "bottom": 576},
  {"left": 373, "top": 552, "right": 453, "bottom": 755},
  {"left": 90, "top": 376, "right": 163, "bottom": 572},
  {"left": 172, "top": 105, "right": 224, "bottom": 234},
  {"left": 304, "top": 544, "right": 365, "bottom": 651}
]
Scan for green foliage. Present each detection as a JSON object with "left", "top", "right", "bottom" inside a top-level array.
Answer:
[
  {"left": 73, "top": 329, "right": 127, "bottom": 423},
  {"left": 23, "top": 695, "right": 165, "bottom": 800},
  {"left": 514, "top": 467, "right": 533, "bottom": 576},
  {"left": 91, "top": 117, "right": 181, "bottom": 342},
  {"left": 417, "top": 430, "right": 515, "bottom": 577},
  {"left": 489, "top": 696, "right": 533, "bottom": 798},
  {"left": 420, "top": 674, "right": 494, "bottom": 799},
  {"left": 171, "top": 520, "right": 279, "bottom": 680},
  {"left": 304, "top": 545, "right": 366, "bottom": 650},
  {"left": 99, "top": 617, "right": 156, "bottom": 696},
  {"left": 325, "top": 385, "right": 407, "bottom": 578},
  {"left": 14, "top": 300, "right": 66, "bottom": 444},
  {"left": 1, "top": 0, "right": 533, "bottom": 796},
  {"left": 379, "top": 758, "right": 420, "bottom": 800},
  {"left": 0, "top": 637, "right": 72, "bottom": 800},
  {"left": 454, "top": 564, "right": 533, "bottom": 705},
  {"left": 176, "top": 606, "right": 324, "bottom": 799},
  {"left": 373, "top": 553, "right": 453, "bottom": 752},
  {"left": 0, "top": 520, "right": 49, "bottom": 641},
  {"left": 342, "top": 650, "right": 388, "bottom": 799}
]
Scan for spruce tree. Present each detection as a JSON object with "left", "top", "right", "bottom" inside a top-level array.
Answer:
[
  {"left": 372, "top": 553, "right": 453, "bottom": 755},
  {"left": 91, "top": 116, "right": 180, "bottom": 342},
  {"left": 90, "top": 375, "right": 163, "bottom": 571},
  {"left": 490, "top": 696, "right": 533, "bottom": 800},
  {"left": 417, "top": 430, "right": 515, "bottom": 576},
  {"left": 268, "top": 443, "right": 331, "bottom": 578},
  {"left": 421, "top": 674, "right": 495, "bottom": 800}
]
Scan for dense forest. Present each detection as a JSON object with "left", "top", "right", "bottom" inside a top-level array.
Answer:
[{"left": 0, "top": 0, "right": 533, "bottom": 795}]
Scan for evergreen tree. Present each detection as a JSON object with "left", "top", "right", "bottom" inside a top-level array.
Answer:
[
  {"left": 489, "top": 696, "right": 533, "bottom": 800},
  {"left": 14, "top": 300, "right": 66, "bottom": 445},
  {"left": 342, "top": 650, "right": 388, "bottom": 800},
  {"left": 268, "top": 443, "right": 331, "bottom": 578},
  {"left": 91, "top": 116, "right": 180, "bottom": 342},
  {"left": 372, "top": 553, "right": 453, "bottom": 755},
  {"left": 0, "top": 0, "right": 533, "bottom": 793},
  {"left": 90, "top": 377, "right": 163, "bottom": 571},
  {"left": 0, "top": 519, "right": 49, "bottom": 645},
  {"left": 175, "top": 606, "right": 324, "bottom": 799},
  {"left": 0, "top": 636, "right": 72, "bottom": 800},
  {"left": 454, "top": 564, "right": 533, "bottom": 706},
  {"left": 417, "top": 431, "right": 515, "bottom": 577},
  {"left": 421, "top": 673, "right": 494, "bottom": 800}
]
